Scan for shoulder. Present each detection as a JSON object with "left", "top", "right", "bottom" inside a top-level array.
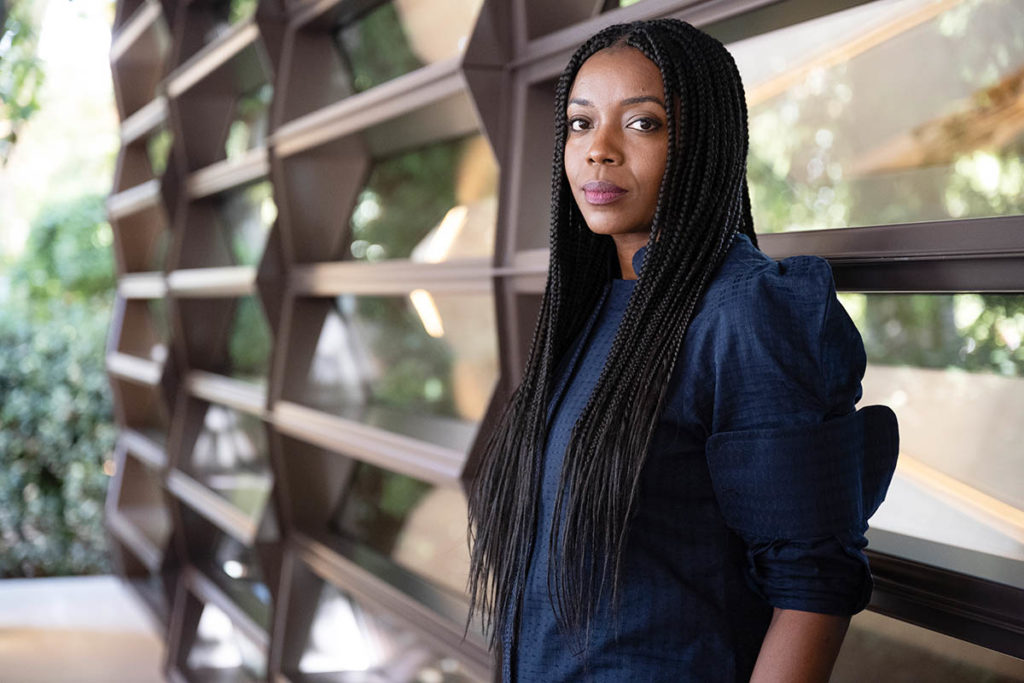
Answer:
[
  {"left": 679, "top": 232, "right": 865, "bottom": 431},
  {"left": 693, "top": 232, "right": 837, "bottom": 332}
]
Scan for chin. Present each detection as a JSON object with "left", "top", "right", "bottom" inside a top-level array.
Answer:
[{"left": 584, "top": 221, "right": 641, "bottom": 236}]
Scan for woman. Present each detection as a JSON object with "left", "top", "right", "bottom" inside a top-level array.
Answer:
[{"left": 467, "top": 18, "right": 899, "bottom": 682}]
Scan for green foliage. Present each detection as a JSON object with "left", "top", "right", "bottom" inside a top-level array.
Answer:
[
  {"left": 352, "top": 295, "right": 457, "bottom": 417},
  {"left": 0, "top": 302, "right": 116, "bottom": 576},
  {"left": 0, "top": 0, "right": 46, "bottom": 164},
  {"left": 227, "top": 296, "right": 272, "bottom": 384},
  {"left": 337, "top": 2, "right": 424, "bottom": 94},
  {"left": 349, "top": 137, "right": 462, "bottom": 261},
  {"left": 0, "top": 192, "right": 117, "bottom": 577},
  {"left": 10, "top": 193, "right": 116, "bottom": 304}
]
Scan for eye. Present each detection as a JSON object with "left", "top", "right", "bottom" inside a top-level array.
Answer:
[
  {"left": 568, "top": 117, "right": 590, "bottom": 132},
  {"left": 628, "top": 117, "right": 662, "bottom": 132}
]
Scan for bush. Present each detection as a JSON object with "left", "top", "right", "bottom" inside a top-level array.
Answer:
[
  {"left": 0, "top": 302, "right": 116, "bottom": 576},
  {"left": 0, "top": 193, "right": 116, "bottom": 577}
]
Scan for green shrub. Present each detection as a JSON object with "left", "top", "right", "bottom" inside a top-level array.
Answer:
[
  {"left": 0, "top": 193, "right": 117, "bottom": 577},
  {"left": 0, "top": 302, "right": 116, "bottom": 576}
]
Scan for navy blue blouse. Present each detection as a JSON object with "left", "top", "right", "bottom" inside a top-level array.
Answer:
[{"left": 503, "top": 232, "right": 899, "bottom": 682}]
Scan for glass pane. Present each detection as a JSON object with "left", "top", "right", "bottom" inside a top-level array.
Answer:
[
  {"left": 202, "top": 0, "right": 258, "bottom": 45},
  {"left": 333, "top": 0, "right": 482, "bottom": 94},
  {"left": 148, "top": 226, "right": 171, "bottom": 273},
  {"left": 146, "top": 298, "right": 170, "bottom": 350},
  {"left": 839, "top": 292, "right": 1024, "bottom": 572},
  {"left": 120, "top": 299, "right": 168, "bottom": 363},
  {"left": 297, "top": 580, "right": 483, "bottom": 681},
  {"left": 225, "top": 83, "right": 272, "bottom": 160},
  {"left": 146, "top": 127, "right": 172, "bottom": 177},
  {"left": 186, "top": 602, "right": 265, "bottom": 681},
  {"left": 179, "top": 504, "right": 273, "bottom": 628},
  {"left": 210, "top": 534, "right": 272, "bottom": 623},
  {"left": 329, "top": 462, "right": 470, "bottom": 596},
  {"left": 227, "top": 296, "right": 272, "bottom": 385},
  {"left": 186, "top": 404, "right": 273, "bottom": 521},
  {"left": 118, "top": 380, "right": 169, "bottom": 437},
  {"left": 298, "top": 291, "right": 498, "bottom": 451},
  {"left": 347, "top": 134, "right": 498, "bottom": 263},
  {"left": 833, "top": 609, "right": 1024, "bottom": 682},
  {"left": 118, "top": 455, "right": 172, "bottom": 548},
  {"left": 215, "top": 181, "right": 276, "bottom": 267},
  {"left": 734, "top": 0, "right": 1024, "bottom": 232}
]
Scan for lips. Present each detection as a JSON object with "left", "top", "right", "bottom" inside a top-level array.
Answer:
[{"left": 582, "top": 180, "right": 627, "bottom": 205}]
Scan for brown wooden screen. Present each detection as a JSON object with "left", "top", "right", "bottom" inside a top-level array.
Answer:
[{"left": 104, "top": 0, "right": 1024, "bottom": 679}]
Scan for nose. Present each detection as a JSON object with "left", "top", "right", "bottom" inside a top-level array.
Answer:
[{"left": 586, "top": 125, "right": 622, "bottom": 165}]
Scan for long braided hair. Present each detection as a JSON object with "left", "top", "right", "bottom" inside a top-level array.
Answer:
[{"left": 467, "top": 18, "right": 759, "bottom": 654}]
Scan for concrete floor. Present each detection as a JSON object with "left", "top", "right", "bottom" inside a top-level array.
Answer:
[{"left": 0, "top": 575, "right": 165, "bottom": 683}]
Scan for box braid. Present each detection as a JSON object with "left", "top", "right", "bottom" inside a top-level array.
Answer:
[{"left": 467, "top": 18, "right": 760, "bottom": 656}]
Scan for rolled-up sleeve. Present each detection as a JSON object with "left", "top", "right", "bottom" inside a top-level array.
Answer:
[{"left": 704, "top": 254, "right": 899, "bottom": 615}]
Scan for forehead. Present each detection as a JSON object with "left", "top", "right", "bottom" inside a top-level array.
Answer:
[{"left": 568, "top": 46, "right": 664, "bottom": 102}]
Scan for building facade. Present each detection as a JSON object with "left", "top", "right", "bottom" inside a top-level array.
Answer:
[{"left": 104, "top": 0, "right": 1024, "bottom": 679}]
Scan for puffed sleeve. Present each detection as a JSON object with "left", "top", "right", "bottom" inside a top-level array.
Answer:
[{"left": 704, "top": 254, "right": 899, "bottom": 615}]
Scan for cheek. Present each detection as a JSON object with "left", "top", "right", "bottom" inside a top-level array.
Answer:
[{"left": 563, "top": 142, "right": 582, "bottom": 176}]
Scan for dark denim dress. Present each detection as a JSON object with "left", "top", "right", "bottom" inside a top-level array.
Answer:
[{"left": 503, "top": 232, "right": 899, "bottom": 682}]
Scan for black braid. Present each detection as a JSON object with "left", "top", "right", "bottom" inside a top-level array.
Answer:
[{"left": 467, "top": 17, "right": 760, "bottom": 658}]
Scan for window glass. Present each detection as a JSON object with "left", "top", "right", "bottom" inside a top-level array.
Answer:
[
  {"left": 347, "top": 134, "right": 498, "bottom": 263},
  {"left": 202, "top": 0, "right": 258, "bottom": 45},
  {"left": 734, "top": 0, "right": 1024, "bottom": 232},
  {"left": 333, "top": 0, "right": 483, "bottom": 94},
  {"left": 297, "top": 580, "right": 483, "bottom": 681},
  {"left": 117, "top": 455, "right": 172, "bottom": 549},
  {"left": 186, "top": 404, "right": 273, "bottom": 521},
  {"left": 298, "top": 291, "right": 498, "bottom": 452},
  {"left": 833, "top": 608, "right": 1024, "bottom": 681},
  {"left": 226, "top": 296, "right": 272, "bottom": 385},
  {"left": 146, "top": 298, "right": 169, "bottom": 350},
  {"left": 186, "top": 602, "right": 265, "bottom": 681},
  {"left": 329, "top": 462, "right": 470, "bottom": 596},
  {"left": 215, "top": 181, "right": 276, "bottom": 267},
  {"left": 225, "top": 83, "right": 272, "bottom": 160},
  {"left": 119, "top": 299, "right": 168, "bottom": 363},
  {"left": 117, "top": 379, "right": 169, "bottom": 442},
  {"left": 146, "top": 127, "right": 172, "bottom": 177},
  {"left": 840, "top": 292, "right": 1024, "bottom": 574}
]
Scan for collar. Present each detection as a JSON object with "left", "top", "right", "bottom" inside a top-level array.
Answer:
[{"left": 632, "top": 243, "right": 648, "bottom": 275}]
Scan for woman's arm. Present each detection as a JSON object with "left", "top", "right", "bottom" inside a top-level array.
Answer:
[{"left": 749, "top": 608, "right": 850, "bottom": 683}]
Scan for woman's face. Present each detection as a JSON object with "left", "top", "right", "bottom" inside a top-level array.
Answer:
[{"left": 564, "top": 46, "right": 669, "bottom": 239}]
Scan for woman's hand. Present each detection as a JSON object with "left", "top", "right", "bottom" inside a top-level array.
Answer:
[{"left": 749, "top": 607, "right": 850, "bottom": 683}]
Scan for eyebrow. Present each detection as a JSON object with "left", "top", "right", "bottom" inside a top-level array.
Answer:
[{"left": 568, "top": 96, "right": 666, "bottom": 109}]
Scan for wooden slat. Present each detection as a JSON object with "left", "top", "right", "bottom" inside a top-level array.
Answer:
[
  {"left": 186, "top": 370, "right": 268, "bottom": 418},
  {"left": 110, "top": 0, "right": 162, "bottom": 61},
  {"left": 121, "top": 429, "right": 168, "bottom": 470},
  {"left": 107, "top": 179, "right": 161, "bottom": 220},
  {"left": 272, "top": 59, "right": 464, "bottom": 158},
  {"left": 273, "top": 401, "right": 465, "bottom": 486},
  {"left": 166, "top": 266, "right": 256, "bottom": 297},
  {"left": 186, "top": 147, "right": 270, "bottom": 199},
  {"left": 120, "top": 96, "right": 168, "bottom": 145},
  {"left": 294, "top": 532, "right": 491, "bottom": 679},
  {"left": 118, "top": 272, "right": 167, "bottom": 299},
  {"left": 289, "top": 257, "right": 493, "bottom": 296},
  {"left": 166, "top": 470, "right": 259, "bottom": 546},
  {"left": 185, "top": 566, "right": 269, "bottom": 650},
  {"left": 166, "top": 21, "right": 260, "bottom": 98},
  {"left": 107, "top": 509, "right": 162, "bottom": 572},
  {"left": 107, "top": 351, "right": 162, "bottom": 386}
]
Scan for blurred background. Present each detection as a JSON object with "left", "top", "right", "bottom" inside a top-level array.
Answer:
[{"left": 1, "top": 0, "right": 1023, "bottom": 681}]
